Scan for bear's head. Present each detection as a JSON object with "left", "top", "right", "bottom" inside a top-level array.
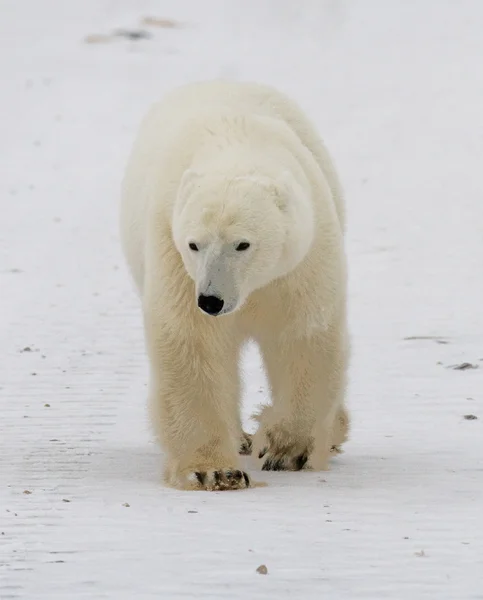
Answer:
[{"left": 172, "top": 168, "right": 314, "bottom": 316}]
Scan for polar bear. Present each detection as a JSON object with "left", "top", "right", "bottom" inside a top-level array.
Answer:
[{"left": 120, "top": 80, "right": 350, "bottom": 491}]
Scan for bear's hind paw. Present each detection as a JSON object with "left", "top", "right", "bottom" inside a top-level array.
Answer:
[
  {"left": 239, "top": 432, "right": 253, "bottom": 456},
  {"left": 259, "top": 446, "right": 309, "bottom": 471}
]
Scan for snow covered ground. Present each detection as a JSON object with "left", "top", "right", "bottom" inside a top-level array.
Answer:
[{"left": 1, "top": 1, "right": 482, "bottom": 598}]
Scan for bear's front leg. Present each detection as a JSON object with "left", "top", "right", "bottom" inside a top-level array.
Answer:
[
  {"left": 143, "top": 307, "right": 250, "bottom": 491},
  {"left": 254, "top": 326, "right": 349, "bottom": 472}
]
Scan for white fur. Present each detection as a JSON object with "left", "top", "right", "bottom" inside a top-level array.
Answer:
[{"left": 120, "top": 80, "right": 350, "bottom": 491}]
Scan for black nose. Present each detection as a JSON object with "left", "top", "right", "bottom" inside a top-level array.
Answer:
[{"left": 197, "top": 294, "right": 224, "bottom": 316}]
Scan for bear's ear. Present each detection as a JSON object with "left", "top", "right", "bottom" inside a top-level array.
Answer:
[
  {"left": 273, "top": 170, "right": 298, "bottom": 212},
  {"left": 233, "top": 173, "right": 290, "bottom": 212},
  {"left": 179, "top": 168, "right": 202, "bottom": 191}
]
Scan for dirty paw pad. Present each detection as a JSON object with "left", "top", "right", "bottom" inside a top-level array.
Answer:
[{"left": 191, "top": 469, "right": 251, "bottom": 490}]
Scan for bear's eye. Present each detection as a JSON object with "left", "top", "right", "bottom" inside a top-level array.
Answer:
[
  {"left": 188, "top": 242, "right": 199, "bottom": 251},
  {"left": 235, "top": 242, "right": 250, "bottom": 251}
]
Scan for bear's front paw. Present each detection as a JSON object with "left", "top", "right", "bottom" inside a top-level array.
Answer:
[{"left": 190, "top": 468, "right": 251, "bottom": 491}]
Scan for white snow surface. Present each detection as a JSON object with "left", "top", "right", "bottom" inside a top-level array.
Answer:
[{"left": 1, "top": 1, "right": 482, "bottom": 598}]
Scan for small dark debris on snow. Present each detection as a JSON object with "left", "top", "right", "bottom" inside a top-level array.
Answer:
[
  {"left": 256, "top": 564, "right": 268, "bottom": 575},
  {"left": 62, "top": 498, "right": 71, "bottom": 503},
  {"left": 122, "top": 502, "right": 130, "bottom": 507},
  {"left": 21, "top": 346, "right": 32, "bottom": 352},
  {"left": 463, "top": 414, "right": 478, "bottom": 420},
  {"left": 44, "top": 403, "right": 50, "bottom": 408},
  {"left": 414, "top": 550, "right": 426, "bottom": 557},
  {"left": 84, "top": 29, "right": 152, "bottom": 44},
  {"left": 187, "top": 510, "right": 198, "bottom": 513},
  {"left": 450, "top": 362, "right": 478, "bottom": 371},
  {"left": 23, "top": 490, "right": 32, "bottom": 495},
  {"left": 114, "top": 29, "right": 151, "bottom": 41}
]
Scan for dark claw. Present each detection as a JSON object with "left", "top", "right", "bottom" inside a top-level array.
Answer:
[
  {"left": 225, "top": 471, "right": 241, "bottom": 488},
  {"left": 294, "top": 453, "right": 308, "bottom": 470},
  {"left": 194, "top": 469, "right": 249, "bottom": 489},
  {"left": 258, "top": 447, "right": 268, "bottom": 459}
]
